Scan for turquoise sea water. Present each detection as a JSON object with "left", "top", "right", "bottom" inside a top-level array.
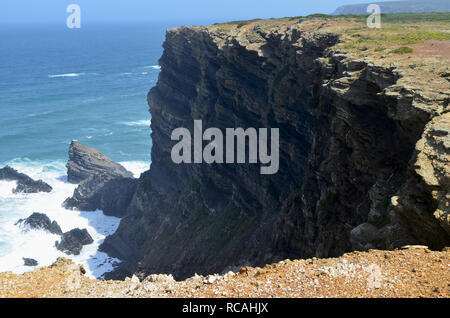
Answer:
[
  {"left": 0, "top": 22, "right": 174, "bottom": 277},
  {"left": 0, "top": 23, "right": 173, "bottom": 163}
]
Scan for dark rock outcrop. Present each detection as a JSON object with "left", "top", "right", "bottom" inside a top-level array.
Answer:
[
  {"left": 55, "top": 229, "right": 94, "bottom": 256},
  {"left": 63, "top": 173, "right": 138, "bottom": 217},
  {"left": 64, "top": 141, "right": 137, "bottom": 217},
  {"left": 66, "top": 140, "right": 133, "bottom": 184},
  {"left": 16, "top": 213, "right": 63, "bottom": 235},
  {"left": 101, "top": 20, "right": 449, "bottom": 280},
  {"left": 23, "top": 258, "right": 38, "bottom": 267},
  {"left": 0, "top": 166, "right": 52, "bottom": 194}
]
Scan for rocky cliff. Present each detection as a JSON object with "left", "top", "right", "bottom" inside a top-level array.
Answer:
[{"left": 101, "top": 17, "right": 449, "bottom": 280}]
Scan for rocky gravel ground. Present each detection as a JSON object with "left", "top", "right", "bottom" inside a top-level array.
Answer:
[{"left": 0, "top": 247, "right": 448, "bottom": 298}]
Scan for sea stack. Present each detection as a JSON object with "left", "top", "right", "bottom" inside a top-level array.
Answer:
[
  {"left": 64, "top": 142, "right": 138, "bottom": 217},
  {"left": 66, "top": 140, "right": 133, "bottom": 184}
]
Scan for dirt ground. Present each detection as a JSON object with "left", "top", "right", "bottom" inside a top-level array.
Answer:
[
  {"left": 410, "top": 40, "right": 450, "bottom": 60},
  {"left": 0, "top": 247, "right": 448, "bottom": 298}
]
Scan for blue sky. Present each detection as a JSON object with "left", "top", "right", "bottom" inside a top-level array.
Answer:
[{"left": 0, "top": 0, "right": 383, "bottom": 25}]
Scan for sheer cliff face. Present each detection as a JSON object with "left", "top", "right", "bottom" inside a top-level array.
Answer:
[{"left": 102, "top": 20, "right": 450, "bottom": 280}]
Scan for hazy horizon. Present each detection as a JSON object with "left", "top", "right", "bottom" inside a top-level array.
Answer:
[{"left": 0, "top": 0, "right": 394, "bottom": 26}]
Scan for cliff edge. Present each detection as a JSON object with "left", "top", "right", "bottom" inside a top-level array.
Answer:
[{"left": 101, "top": 14, "right": 450, "bottom": 280}]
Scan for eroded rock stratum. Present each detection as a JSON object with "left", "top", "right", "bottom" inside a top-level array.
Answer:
[{"left": 99, "top": 16, "right": 449, "bottom": 280}]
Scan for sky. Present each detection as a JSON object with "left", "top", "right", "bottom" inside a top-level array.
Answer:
[{"left": 0, "top": 0, "right": 388, "bottom": 25}]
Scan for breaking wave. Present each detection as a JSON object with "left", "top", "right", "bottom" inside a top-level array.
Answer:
[{"left": 0, "top": 158, "right": 147, "bottom": 278}]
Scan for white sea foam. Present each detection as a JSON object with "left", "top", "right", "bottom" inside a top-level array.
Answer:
[
  {"left": 48, "top": 73, "right": 98, "bottom": 78},
  {"left": 0, "top": 180, "right": 17, "bottom": 198},
  {"left": 0, "top": 159, "right": 146, "bottom": 278},
  {"left": 142, "top": 65, "right": 161, "bottom": 70},
  {"left": 80, "top": 96, "right": 105, "bottom": 104},
  {"left": 119, "top": 161, "right": 150, "bottom": 178},
  {"left": 119, "top": 65, "right": 159, "bottom": 76},
  {"left": 27, "top": 110, "right": 53, "bottom": 118},
  {"left": 123, "top": 120, "right": 151, "bottom": 127},
  {"left": 49, "top": 73, "right": 82, "bottom": 78}
]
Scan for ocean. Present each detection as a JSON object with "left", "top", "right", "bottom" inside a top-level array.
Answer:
[{"left": 0, "top": 22, "right": 174, "bottom": 278}]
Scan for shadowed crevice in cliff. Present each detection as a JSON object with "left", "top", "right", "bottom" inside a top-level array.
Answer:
[{"left": 100, "top": 21, "right": 449, "bottom": 280}]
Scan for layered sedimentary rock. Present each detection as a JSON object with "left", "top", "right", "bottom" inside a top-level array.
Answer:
[
  {"left": 64, "top": 141, "right": 137, "bottom": 217},
  {"left": 101, "top": 19, "right": 449, "bottom": 280},
  {"left": 66, "top": 141, "right": 133, "bottom": 184},
  {"left": 64, "top": 173, "right": 138, "bottom": 217}
]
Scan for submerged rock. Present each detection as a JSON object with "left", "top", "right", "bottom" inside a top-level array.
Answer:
[
  {"left": 23, "top": 258, "right": 38, "bottom": 267},
  {"left": 16, "top": 212, "right": 63, "bottom": 235},
  {"left": 66, "top": 140, "right": 133, "bottom": 184},
  {"left": 0, "top": 166, "right": 52, "bottom": 194},
  {"left": 55, "top": 228, "right": 94, "bottom": 256}
]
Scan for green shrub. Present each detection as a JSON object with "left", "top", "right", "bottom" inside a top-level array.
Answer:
[{"left": 391, "top": 46, "right": 413, "bottom": 54}]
